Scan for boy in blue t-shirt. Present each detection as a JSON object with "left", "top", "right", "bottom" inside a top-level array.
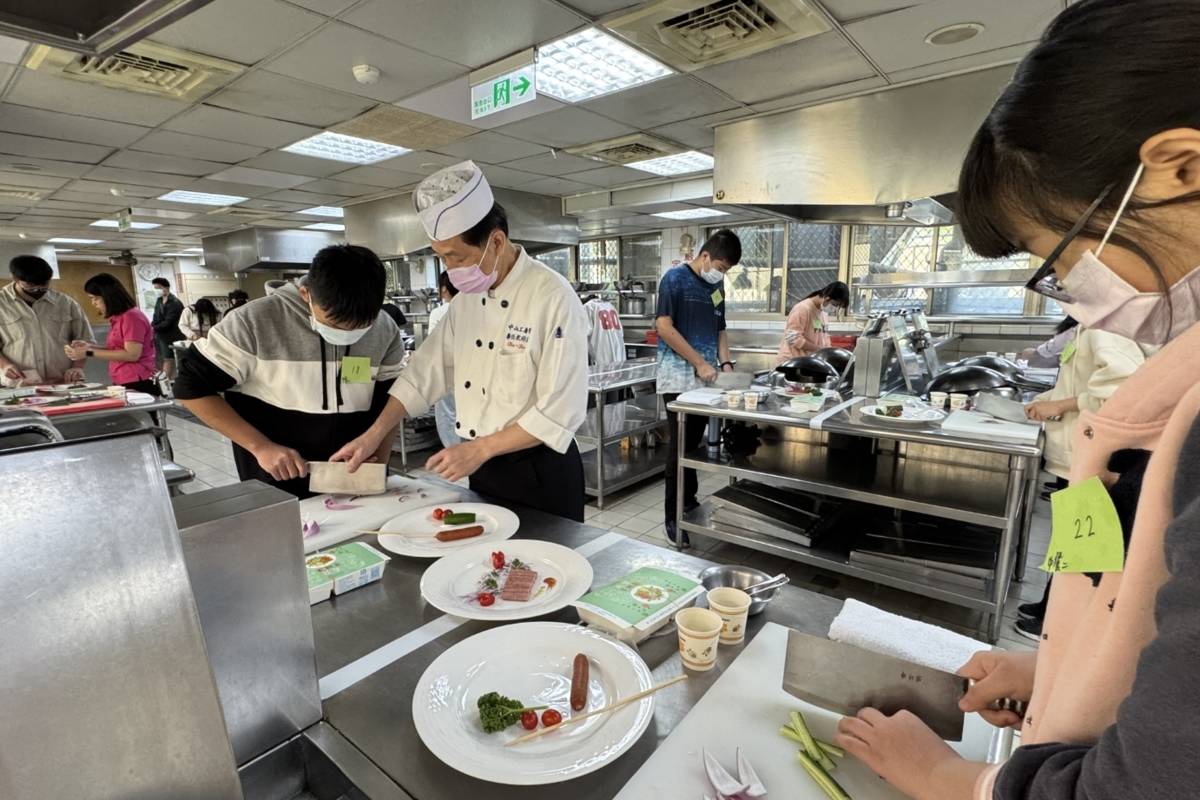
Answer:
[{"left": 654, "top": 229, "right": 742, "bottom": 547}]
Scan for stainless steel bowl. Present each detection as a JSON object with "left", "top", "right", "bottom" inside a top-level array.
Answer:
[{"left": 698, "top": 565, "right": 778, "bottom": 616}]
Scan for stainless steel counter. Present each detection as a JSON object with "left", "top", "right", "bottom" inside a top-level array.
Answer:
[
  {"left": 312, "top": 504, "right": 843, "bottom": 800},
  {"left": 667, "top": 395, "right": 1042, "bottom": 641}
]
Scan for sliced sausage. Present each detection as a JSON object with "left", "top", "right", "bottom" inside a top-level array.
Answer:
[
  {"left": 435, "top": 525, "right": 485, "bottom": 542},
  {"left": 571, "top": 653, "right": 589, "bottom": 711}
]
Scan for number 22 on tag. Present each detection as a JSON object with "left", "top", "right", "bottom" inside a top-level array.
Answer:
[{"left": 1044, "top": 476, "right": 1125, "bottom": 574}]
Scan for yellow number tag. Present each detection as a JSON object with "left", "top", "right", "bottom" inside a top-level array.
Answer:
[
  {"left": 1059, "top": 341, "right": 1077, "bottom": 365},
  {"left": 711, "top": 289, "right": 723, "bottom": 306},
  {"left": 341, "top": 356, "right": 372, "bottom": 384},
  {"left": 1043, "top": 476, "right": 1125, "bottom": 574}
]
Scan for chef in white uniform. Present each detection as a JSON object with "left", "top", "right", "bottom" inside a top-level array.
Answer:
[{"left": 333, "top": 161, "right": 590, "bottom": 520}]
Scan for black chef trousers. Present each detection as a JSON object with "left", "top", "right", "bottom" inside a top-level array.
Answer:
[
  {"left": 470, "top": 440, "right": 585, "bottom": 522},
  {"left": 664, "top": 393, "right": 710, "bottom": 524}
]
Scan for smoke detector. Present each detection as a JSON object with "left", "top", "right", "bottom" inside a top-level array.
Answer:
[
  {"left": 604, "top": 0, "right": 831, "bottom": 71},
  {"left": 925, "top": 22, "right": 985, "bottom": 45},
  {"left": 352, "top": 64, "right": 381, "bottom": 84}
]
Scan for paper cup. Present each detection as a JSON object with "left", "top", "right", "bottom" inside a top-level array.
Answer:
[
  {"left": 1004, "top": 352, "right": 1018, "bottom": 361},
  {"left": 742, "top": 391, "right": 760, "bottom": 410},
  {"left": 676, "top": 607, "right": 723, "bottom": 671},
  {"left": 929, "top": 391, "right": 948, "bottom": 410},
  {"left": 949, "top": 393, "right": 969, "bottom": 411},
  {"left": 723, "top": 390, "right": 742, "bottom": 408},
  {"left": 707, "top": 587, "right": 752, "bottom": 645}
]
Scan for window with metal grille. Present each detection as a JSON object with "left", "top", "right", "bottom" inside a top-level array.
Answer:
[
  {"left": 620, "top": 233, "right": 662, "bottom": 281},
  {"left": 578, "top": 238, "right": 620, "bottom": 284},
  {"left": 930, "top": 227, "right": 1032, "bottom": 315},
  {"left": 538, "top": 247, "right": 573, "bottom": 280},
  {"left": 848, "top": 225, "right": 934, "bottom": 314},
  {"left": 707, "top": 222, "right": 784, "bottom": 313},
  {"left": 785, "top": 222, "right": 840, "bottom": 312}
]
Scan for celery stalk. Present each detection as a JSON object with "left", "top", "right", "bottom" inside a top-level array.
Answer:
[
  {"left": 798, "top": 751, "right": 852, "bottom": 800},
  {"left": 789, "top": 711, "right": 837, "bottom": 772},
  {"left": 817, "top": 739, "right": 846, "bottom": 759}
]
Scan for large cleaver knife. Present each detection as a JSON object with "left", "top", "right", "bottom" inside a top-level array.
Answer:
[{"left": 784, "top": 631, "right": 981, "bottom": 740}]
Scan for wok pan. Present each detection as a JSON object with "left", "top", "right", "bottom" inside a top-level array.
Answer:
[
  {"left": 956, "top": 355, "right": 1055, "bottom": 391},
  {"left": 927, "top": 365, "right": 1013, "bottom": 396},
  {"left": 775, "top": 356, "right": 838, "bottom": 384},
  {"left": 813, "top": 347, "right": 854, "bottom": 376}
]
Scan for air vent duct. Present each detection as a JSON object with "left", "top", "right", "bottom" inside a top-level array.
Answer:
[
  {"left": 0, "top": 0, "right": 214, "bottom": 57},
  {"left": 568, "top": 133, "right": 685, "bottom": 166},
  {"left": 24, "top": 40, "right": 243, "bottom": 101},
  {"left": 605, "top": 0, "right": 830, "bottom": 71}
]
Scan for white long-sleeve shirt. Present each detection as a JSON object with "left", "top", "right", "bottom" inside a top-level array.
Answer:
[{"left": 389, "top": 248, "right": 588, "bottom": 453}]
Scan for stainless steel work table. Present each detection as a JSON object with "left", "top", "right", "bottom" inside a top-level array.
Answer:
[
  {"left": 668, "top": 395, "right": 1044, "bottom": 642},
  {"left": 311, "top": 503, "right": 842, "bottom": 799}
]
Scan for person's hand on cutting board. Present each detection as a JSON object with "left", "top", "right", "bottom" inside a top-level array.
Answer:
[
  {"left": 2, "top": 361, "right": 24, "bottom": 381},
  {"left": 957, "top": 650, "right": 1036, "bottom": 728},
  {"left": 63, "top": 367, "right": 86, "bottom": 383},
  {"left": 835, "top": 709, "right": 985, "bottom": 799},
  {"left": 426, "top": 439, "right": 489, "bottom": 483},
  {"left": 250, "top": 440, "right": 308, "bottom": 482},
  {"left": 1025, "top": 398, "right": 1073, "bottom": 421}
]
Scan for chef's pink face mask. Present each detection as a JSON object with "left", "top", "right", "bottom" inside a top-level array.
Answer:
[{"left": 448, "top": 238, "right": 499, "bottom": 294}]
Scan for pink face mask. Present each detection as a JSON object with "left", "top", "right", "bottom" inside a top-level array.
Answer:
[{"left": 447, "top": 238, "right": 498, "bottom": 294}]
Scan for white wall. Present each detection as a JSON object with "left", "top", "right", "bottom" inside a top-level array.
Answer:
[{"left": 0, "top": 242, "right": 59, "bottom": 278}]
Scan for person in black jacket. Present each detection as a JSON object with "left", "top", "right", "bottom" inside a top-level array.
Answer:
[{"left": 150, "top": 277, "right": 184, "bottom": 379}]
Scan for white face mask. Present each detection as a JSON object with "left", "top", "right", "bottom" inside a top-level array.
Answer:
[
  {"left": 1058, "top": 163, "right": 1200, "bottom": 345},
  {"left": 309, "top": 307, "right": 369, "bottom": 346},
  {"left": 822, "top": 303, "right": 838, "bottom": 315},
  {"left": 701, "top": 267, "right": 724, "bottom": 285}
]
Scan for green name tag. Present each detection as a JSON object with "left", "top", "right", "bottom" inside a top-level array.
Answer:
[
  {"left": 341, "top": 356, "right": 372, "bottom": 384},
  {"left": 1059, "top": 341, "right": 1077, "bottom": 364},
  {"left": 711, "top": 289, "right": 723, "bottom": 306},
  {"left": 1043, "top": 476, "right": 1126, "bottom": 574},
  {"left": 813, "top": 319, "right": 824, "bottom": 332}
]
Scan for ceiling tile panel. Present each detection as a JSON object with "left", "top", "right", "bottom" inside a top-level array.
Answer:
[
  {"left": 884, "top": 44, "right": 1027, "bottom": 84},
  {"left": 328, "top": 165, "right": 425, "bottom": 186},
  {"left": 0, "top": 157, "right": 93, "bottom": 178},
  {"left": 0, "top": 105, "right": 150, "bottom": 148},
  {"left": 0, "top": 34, "right": 27, "bottom": 63},
  {"left": 149, "top": 0, "right": 325, "bottom": 64},
  {"left": 343, "top": 0, "right": 582, "bottom": 70},
  {"left": 182, "top": 178, "right": 282, "bottom": 197},
  {"left": 162, "top": 105, "right": 321, "bottom": 148},
  {"left": 103, "top": 151, "right": 229, "bottom": 177},
  {"left": 0, "top": 171, "right": 69, "bottom": 190},
  {"left": 64, "top": 180, "right": 161, "bottom": 198},
  {"left": 85, "top": 166, "right": 198, "bottom": 189},
  {"left": 493, "top": 108, "right": 636, "bottom": 149},
  {"left": 518, "top": 176, "right": 594, "bottom": 196},
  {"left": 206, "top": 71, "right": 376, "bottom": 127},
  {"left": 131, "top": 131, "right": 267, "bottom": 163},
  {"left": 239, "top": 150, "right": 349, "bottom": 177},
  {"left": 504, "top": 152, "right": 599, "bottom": 176},
  {"left": 560, "top": 0, "right": 642, "bottom": 14},
  {"left": 262, "top": 189, "right": 348, "bottom": 204},
  {"left": 819, "top": 0, "right": 928, "bottom": 23},
  {"left": 261, "top": 23, "right": 464, "bottom": 102},
  {"left": 372, "top": 150, "right": 463, "bottom": 174},
  {"left": 747, "top": 76, "right": 888, "bottom": 112},
  {"left": 0, "top": 132, "right": 112, "bottom": 164},
  {"left": 693, "top": 31, "right": 877, "bottom": 105},
  {"left": 570, "top": 165, "right": 652, "bottom": 188},
  {"left": 843, "top": 0, "right": 1060, "bottom": 73},
  {"left": 293, "top": 178, "right": 382, "bottom": 196},
  {"left": 474, "top": 165, "right": 540, "bottom": 189},
  {"left": 649, "top": 108, "right": 756, "bottom": 150},
  {"left": 286, "top": 0, "right": 359, "bottom": 14},
  {"left": 429, "top": 132, "right": 547, "bottom": 164},
  {"left": 581, "top": 76, "right": 740, "bottom": 128},
  {"left": 5, "top": 69, "right": 189, "bottom": 126},
  {"left": 206, "top": 166, "right": 313, "bottom": 188},
  {"left": 238, "top": 198, "right": 308, "bottom": 212}
]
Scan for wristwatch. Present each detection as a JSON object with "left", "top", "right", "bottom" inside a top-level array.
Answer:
[
  {"left": 719, "top": 360, "right": 736, "bottom": 369},
  {"left": 86, "top": 349, "right": 94, "bottom": 357}
]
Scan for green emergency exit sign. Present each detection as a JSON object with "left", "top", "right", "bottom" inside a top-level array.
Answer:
[{"left": 471, "top": 65, "right": 536, "bottom": 120}]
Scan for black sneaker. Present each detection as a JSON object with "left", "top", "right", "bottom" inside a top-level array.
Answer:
[
  {"left": 665, "top": 521, "right": 691, "bottom": 549},
  {"left": 1014, "top": 616, "right": 1042, "bottom": 641},
  {"left": 1017, "top": 602, "right": 1044, "bottom": 619}
]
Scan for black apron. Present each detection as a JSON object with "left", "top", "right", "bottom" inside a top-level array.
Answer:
[{"left": 470, "top": 441, "right": 585, "bottom": 522}]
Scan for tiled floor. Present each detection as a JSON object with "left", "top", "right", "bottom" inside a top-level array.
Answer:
[{"left": 165, "top": 411, "right": 1049, "bottom": 650}]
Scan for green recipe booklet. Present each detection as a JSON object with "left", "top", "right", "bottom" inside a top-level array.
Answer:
[{"left": 573, "top": 567, "right": 704, "bottom": 642}]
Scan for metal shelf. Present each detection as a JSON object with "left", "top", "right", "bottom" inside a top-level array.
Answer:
[
  {"left": 680, "top": 502, "right": 996, "bottom": 612},
  {"left": 679, "top": 440, "right": 1011, "bottom": 528},
  {"left": 575, "top": 394, "right": 664, "bottom": 446},
  {"left": 583, "top": 440, "right": 667, "bottom": 500}
]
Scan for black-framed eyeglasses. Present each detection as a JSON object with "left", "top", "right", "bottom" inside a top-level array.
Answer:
[{"left": 1024, "top": 181, "right": 1117, "bottom": 303}]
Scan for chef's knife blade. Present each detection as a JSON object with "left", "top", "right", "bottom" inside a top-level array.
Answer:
[{"left": 783, "top": 630, "right": 966, "bottom": 741}]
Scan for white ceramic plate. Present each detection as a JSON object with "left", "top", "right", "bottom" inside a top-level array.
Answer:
[
  {"left": 860, "top": 404, "right": 946, "bottom": 425},
  {"left": 412, "top": 622, "right": 655, "bottom": 785},
  {"left": 420, "top": 540, "right": 594, "bottom": 622},
  {"left": 376, "top": 502, "right": 519, "bottom": 558}
]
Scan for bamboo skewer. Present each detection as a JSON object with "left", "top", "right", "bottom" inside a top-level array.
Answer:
[{"left": 505, "top": 674, "right": 688, "bottom": 747}]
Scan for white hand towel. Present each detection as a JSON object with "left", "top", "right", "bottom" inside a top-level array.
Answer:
[{"left": 828, "top": 598, "right": 990, "bottom": 674}]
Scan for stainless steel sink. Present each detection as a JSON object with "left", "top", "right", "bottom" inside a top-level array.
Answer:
[{"left": 239, "top": 722, "right": 412, "bottom": 800}]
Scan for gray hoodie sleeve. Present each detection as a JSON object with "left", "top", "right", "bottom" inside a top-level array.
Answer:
[{"left": 994, "top": 413, "right": 1200, "bottom": 799}]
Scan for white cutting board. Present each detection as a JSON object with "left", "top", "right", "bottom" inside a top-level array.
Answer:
[
  {"left": 300, "top": 475, "right": 462, "bottom": 553},
  {"left": 615, "top": 623, "right": 997, "bottom": 800},
  {"left": 942, "top": 409, "right": 1041, "bottom": 445}
]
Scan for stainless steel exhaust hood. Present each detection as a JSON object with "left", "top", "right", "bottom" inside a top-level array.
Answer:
[
  {"left": 345, "top": 187, "right": 579, "bottom": 259},
  {"left": 713, "top": 65, "right": 1016, "bottom": 224},
  {"left": 201, "top": 227, "right": 340, "bottom": 273}
]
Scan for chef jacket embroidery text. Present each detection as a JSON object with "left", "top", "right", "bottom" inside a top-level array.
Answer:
[{"left": 503, "top": 323, "right": 533, "bottom": 352}]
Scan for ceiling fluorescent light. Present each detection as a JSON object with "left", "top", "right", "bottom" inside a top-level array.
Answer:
[
  {"left": 652, "top": 208, "right": 731, "bottom": 220},
  {"left": 90, "top": 220, "right": 161, "bottom": 229},
  {"left": 159, "top": 252, "right": 195, "bottom": 257},
  {"left": 627, "top": 150, "right": 714, "bottom": 176},
  {"left": 53, "top": 248, "right": 75, "bottom": 252},
  {"left": 48, "top": 237, "right": 103, "bottom": 244},
  {"left": 536, "top": 27, "right": 673, "bottom": 103},
  {"left": 302, "top": 222, "right": 345, "bottom": 231},
  {"left": 183, "top": 247, "right": 204, "bottom": 253},
  {"left": 298, "top": 206, "right": 345, "bottom": 217},
  {"left": 284, "top": 132, "right": 410, "bottom": 165},
  {"left": 158, "top": 190, "right": 250, "bottom": 206}
]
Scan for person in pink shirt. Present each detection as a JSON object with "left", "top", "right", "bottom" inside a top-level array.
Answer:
[
  {"left": 64, "top": 272, "right": 160, "bottom": 396},
  {"left": 775, "top": 281, "right": 849, "bottom": 363}
]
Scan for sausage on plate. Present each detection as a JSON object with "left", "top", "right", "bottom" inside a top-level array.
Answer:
[
  {"left": 435, "top": 525, "right": 484, "bottom": 542},
  {"left": 571, "top": 653, "right": 589, "bottom": 711}
]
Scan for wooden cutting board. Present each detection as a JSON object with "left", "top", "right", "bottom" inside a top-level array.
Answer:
[
  {"left": 39, "top": 397, "right": 127, "bottom": 416},
  {"left": 614, "top": 622, "right": 998, "bottom": 800}
]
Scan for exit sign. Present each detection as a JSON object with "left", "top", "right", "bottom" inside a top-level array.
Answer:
[{"left": 471, "top": 65, "right": 536, "bottom": 120}]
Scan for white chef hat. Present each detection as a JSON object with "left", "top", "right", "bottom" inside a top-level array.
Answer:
[{"left": 413, "top": 160, "right": 494, "bottom": 241}]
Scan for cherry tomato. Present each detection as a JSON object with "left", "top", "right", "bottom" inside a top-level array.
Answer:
[
  {"left": 478, "top": 592, "right": 495, "bottom": 607},
  {"left": 520, "top": 710, "right": 538, "bottom": 730},
  {"left": 432, "top": 508, "right": 445, "bottom": 521},
  {"left": 442, "top": 508, "right": 453, "bottom": 517},
  {"left": 492, "top": 551, "right": 506, "bottom": 570},
  {"left": 541, "top": 709, "right": 562, "bottom": 727}
]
